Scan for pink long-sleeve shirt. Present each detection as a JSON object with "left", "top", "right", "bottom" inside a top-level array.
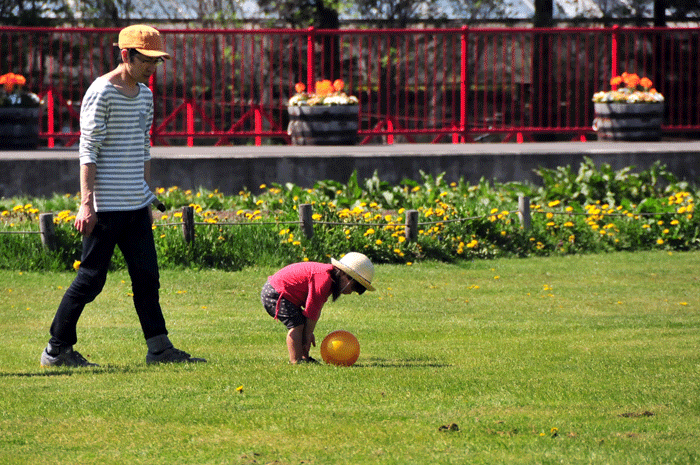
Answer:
[{"left": 268, "top": 262, "right": 334, "bottom": 321}]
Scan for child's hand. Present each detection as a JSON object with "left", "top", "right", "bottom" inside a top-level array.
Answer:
[{"left": 303, "top": 332, "right": 316, "bottom": 354}]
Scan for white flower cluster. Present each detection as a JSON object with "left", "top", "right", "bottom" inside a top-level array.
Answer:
[
  {"left": 592, "top": 88, "right": 664, "bottom": 104},
  {"left": 288, "top": 93, "right": 358, "bottom": 106}
]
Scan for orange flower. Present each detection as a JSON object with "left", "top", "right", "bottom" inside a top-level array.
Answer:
[
  {"left": 315, "top": 79, "right": 333, "bottom": 96},
  {"left": 0, "top": 72, "right": 26, "bottom": 92},
  {"left": 623, "top": 73, "right": 640, "bottom": 88},
  {"left": 610, "top": 76, "right": 623, "bottom": 87},
  {"left": 640, "top": 77, "right": 653, "bottom": 89},
  {"left": 295, "top": 82, "right": 305, "bottom": 93},
  {"left": 332, "top": 79, "right": 345, "bottom": 91}
]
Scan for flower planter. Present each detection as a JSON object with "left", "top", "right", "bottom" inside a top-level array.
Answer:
[
  {"left": 0, "top": 107, "right": 40, "bottom": 149},
  {"left": 287, "top": 105, "right": 359, "bottom": 146},
  {"left": 593, "top": 102, "right": 663, "bottom": 141}
]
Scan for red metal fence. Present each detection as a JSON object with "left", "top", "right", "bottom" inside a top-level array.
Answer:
[{"left": 2, "top": 25, "right": 699, "bottom": 146}]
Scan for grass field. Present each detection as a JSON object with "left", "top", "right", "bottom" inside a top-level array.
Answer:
[{"left": 1, "top": 251, "right": 699, "bottom": 464}]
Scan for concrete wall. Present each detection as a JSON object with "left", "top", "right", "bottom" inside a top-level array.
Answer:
[{"left": 2, "top": 142, "right": 699, "bottom": 198}]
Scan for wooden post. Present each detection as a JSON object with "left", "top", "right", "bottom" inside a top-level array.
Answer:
[
  {"left": 39, "top": 213, "right": 56, "bottom": 250},
  {"left": 299, "top": 203, "right": 314, "bottom": 239},
  {"left": 405, "top": 209, "right": 418, "bottom": 242},
  {"left": 518, "top": 196, "right": 531, "bottom": 230},
  {"left": 182, "top": 206, "right": 195, "bottom": 245}
]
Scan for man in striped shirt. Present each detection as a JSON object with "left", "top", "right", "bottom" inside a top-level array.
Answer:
[{"left": 41, "top": 25, "right": 206, "bottom": 367}]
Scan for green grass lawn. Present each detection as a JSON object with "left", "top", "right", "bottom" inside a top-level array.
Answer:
[{"left": 1, "top": 251, "right": 699, "bottom": 464}]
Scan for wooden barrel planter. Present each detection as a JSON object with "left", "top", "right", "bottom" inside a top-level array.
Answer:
[
  {"left": 287, "top": 105, "right": 359, "bottom": 145},
  {"left": 593, "top": 102, "right": 663, "bottom": 141},
  {"left": 0, "top": 107, "right": 40, "bottom": 149}
]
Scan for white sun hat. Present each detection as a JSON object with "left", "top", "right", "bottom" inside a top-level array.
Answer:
[{"left": 331, "top": 252, "right": 375, "bottom": 292}]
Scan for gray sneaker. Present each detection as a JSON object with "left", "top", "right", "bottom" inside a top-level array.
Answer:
[
  {"left": 41, "top": 345, "right": 99, "bottom": 367},
  {"left": 146, "top": 347, "right": 206, "bottom": 364}
]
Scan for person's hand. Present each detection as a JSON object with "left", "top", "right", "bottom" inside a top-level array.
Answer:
[
  {"left": 302, "top": 332, "right": 316, "bottom": 354},
  {"left": 74, "top": 204, "right": 97, "bottom": 236}
]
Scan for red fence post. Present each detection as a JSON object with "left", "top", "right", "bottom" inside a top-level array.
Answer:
[
  {"left": 255, "top": 105, "right": 262, "bottom": 146},
  {"left": 187, "top": 100, "right": 194, "bottom": 147},
  {"left": 611, "top": 25, "right": 620, "bottom": 88},
  {"left": 307, "top": 27, "right": 316, "bottom": 93},
  {"left": 46, "top": 88, "right": 55, "bottom": 148},
  {"left": 460, "top": 26, "right": 469, "bottom": 144}
]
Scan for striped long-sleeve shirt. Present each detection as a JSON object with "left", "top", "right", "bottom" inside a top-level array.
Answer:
[{"left": 79, "top": 77, "right": 154, "bottom": 212}]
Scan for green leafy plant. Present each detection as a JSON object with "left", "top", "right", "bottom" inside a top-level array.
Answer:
[{"left": 1, "top": 161, "right": 698, "bottom": 271}]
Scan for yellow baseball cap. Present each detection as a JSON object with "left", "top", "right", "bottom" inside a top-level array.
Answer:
[{"left": 115, "top": 25, "right": 171, "bottom": 59}]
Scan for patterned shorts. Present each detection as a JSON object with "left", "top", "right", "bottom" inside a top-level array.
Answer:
[{"left": 261, "top": 282, "right": 306, "bottom": 329}]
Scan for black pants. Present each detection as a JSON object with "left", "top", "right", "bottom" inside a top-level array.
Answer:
[{"left": 49, "top": 207, "right": 167, "bottom": 347}]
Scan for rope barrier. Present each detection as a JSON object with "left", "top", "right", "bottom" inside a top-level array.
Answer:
[{"left": 1, "top": 197, "right": 691, "bottom": 251}]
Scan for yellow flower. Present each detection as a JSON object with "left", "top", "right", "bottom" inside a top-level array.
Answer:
[
  {"left": 548, "top": 200, "right": 560, "bottom": 207},
  {"left": 72, "top": 260, "right": 81, "bottom": 271},
  {"left": 364, "top": 228, "right": 375, "bottom": 236},
  {"left": 312, "top": 213, "right": 322, "bottom": 221},
  {"left": 375, "top": 239, "right": 383, "bottom": 245},
  {"left": 657, "top": 238, "right": 664, "bottom": 245}
]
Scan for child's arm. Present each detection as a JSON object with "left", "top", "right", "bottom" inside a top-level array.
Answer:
[{"left": 302, "top": 318, "right": 317, "bottom": 356}]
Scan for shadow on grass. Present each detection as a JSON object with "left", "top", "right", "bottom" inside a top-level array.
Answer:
[
  {"left": 355, "top": 357, "right": 451, "bottom": 368},
  {"left": 0, "top": 365, "right": 153, "bottom": 378}
]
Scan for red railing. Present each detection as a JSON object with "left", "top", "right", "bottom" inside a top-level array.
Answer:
[{"left": 2, "top": 25, "right": 699, "bottom": 146}]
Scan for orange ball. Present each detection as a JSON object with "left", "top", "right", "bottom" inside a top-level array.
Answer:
[{"left": 320, "top": 330, "right": 360, "bottom": 366}]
